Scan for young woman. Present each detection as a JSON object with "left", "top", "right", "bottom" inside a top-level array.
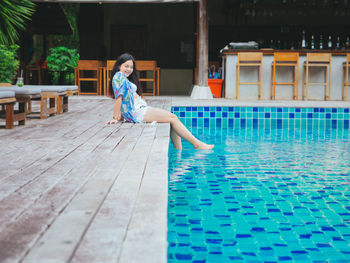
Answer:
[{"left": 106, "top": 53, "right": 214, "bottom": 150}]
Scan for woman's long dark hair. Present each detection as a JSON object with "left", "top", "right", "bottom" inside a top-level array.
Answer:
[{"left": 109, "top": 53, "right": 142, "bottom": 97}]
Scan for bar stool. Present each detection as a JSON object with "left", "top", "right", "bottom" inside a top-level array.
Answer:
[
  {"left": 302, "top": 53, "right": 331, "bottom": 100},
  {"left": 236, "top": 52, "right": 263, "bottom": 99},
  {"left": 76, "top": 60, "right": 103, "bottom": 95},
  {"left": 270, "top": 52, "right": 299, "bottom": 100},
  {"left": 342, "top": 54, "right": 350, "bottom": 101}
]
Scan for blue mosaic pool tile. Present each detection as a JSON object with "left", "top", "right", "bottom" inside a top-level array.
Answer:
[
  {"left": 172, "top": 106, "right": 350, "bottom": 129},
  {"left": 168, "top": 125, "right": 350, "bottom": 263}
]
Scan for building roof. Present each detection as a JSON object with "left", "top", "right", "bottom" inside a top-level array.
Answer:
[{"left": 32, "top": 0, "right": 198, "bottom": 3}]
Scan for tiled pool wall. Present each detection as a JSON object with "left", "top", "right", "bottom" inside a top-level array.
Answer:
[{"left": 172, "top": 106, "right": 350, "bottom": 129}]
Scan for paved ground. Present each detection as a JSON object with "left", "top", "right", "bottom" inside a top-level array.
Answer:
[{"left": 0, "top": 95, "right": 349, "bottom": 263}]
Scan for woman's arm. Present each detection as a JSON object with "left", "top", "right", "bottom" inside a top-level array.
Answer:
[{"left": 106, "top": 95, "right": 122, "bottom": 124}]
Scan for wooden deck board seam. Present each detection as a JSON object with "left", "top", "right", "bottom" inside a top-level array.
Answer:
[
  {"left": 0, "top": 124, "right": 122, "bottom": 230},
  {"left": 69, "top": 126, "right": 156, "bottom": 263},
  {"left": 66, "top": 130, "right": 139, "bottom": 262},
  {"left": 20, "top": 126, "right": 150, "bottom": 262},
  {"left": 0, "top": 126, "right": 131, "bottom": 262}
]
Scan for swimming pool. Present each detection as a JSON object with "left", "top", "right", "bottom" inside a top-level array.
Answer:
[{"left": 168, "top": 107, "right": 350, "bottom": 262}]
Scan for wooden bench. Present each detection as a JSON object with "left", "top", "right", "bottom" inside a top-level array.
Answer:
[
  {"left": 25, "top": 86, "right": 71, "bottom": 117},
  {"left": 0, "top": 85, "right": 69, "bottom": 119},
  {"left": 0, "top": 91, "right": 27, "bottom": 129}
]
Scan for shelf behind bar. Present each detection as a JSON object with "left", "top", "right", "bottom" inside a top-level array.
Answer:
[{"left": 222, "top": 49, "right": 350, "bottom": 56}]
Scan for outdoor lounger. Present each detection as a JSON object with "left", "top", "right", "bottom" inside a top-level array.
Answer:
[
  {"left": 25, "top": 85, "right": 78, "bottom": 114},
  {"left": 0, "top": 90, "right": 26, "bottom": 129},
  {"left": 0, "top": 85, "right": 77, "bottom": 119},
  {"left": 0, "top": 85, "right": 53, "bottom": 118}
]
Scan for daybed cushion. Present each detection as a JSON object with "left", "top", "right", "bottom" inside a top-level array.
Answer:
[
  {"left": 0, "top": 90, "right": 15, "bottom": 99},
  {"left": 63, "top": 85, "right": 78, "bottom": 91},
  {"left": 0, "top": 86, "right": 42, "bottom": 95},
  {"left": 25, "top": 85, "right": 71, "bottom": 93}
]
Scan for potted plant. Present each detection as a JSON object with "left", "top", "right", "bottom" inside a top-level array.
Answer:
[
  {"left": 0, "top": 44, "right": 19, "bottom": 84},
  {"left": 46, "top": 46, "right": 79, "bottom": 85}
]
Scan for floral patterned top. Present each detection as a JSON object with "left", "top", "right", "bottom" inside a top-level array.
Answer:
[{"left": 112, "top": 71, "right": 137, "bottom": 122}]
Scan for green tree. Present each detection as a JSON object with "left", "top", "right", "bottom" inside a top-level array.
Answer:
[
  {"left": 0, "top": 44, "right": 19, "bottom": 83},
  {"left": 46, "top": 46, "right": 79, "bottom": 84},
  {"left": 0, "top": 0, "right": 35, "bottom": 45}
]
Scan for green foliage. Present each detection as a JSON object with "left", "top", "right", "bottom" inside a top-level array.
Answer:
[
  {"left": 0, "top": 44, "right": 19, "bottom": 83},
  {"left": 0, "top": 0, "right": 35, "bottom": 45},
  {"left": 46, "top": 46, "right": 79, "bottom": 71},
  {"left": 46, "top": 46, "right": 79, "bottom": 84}
]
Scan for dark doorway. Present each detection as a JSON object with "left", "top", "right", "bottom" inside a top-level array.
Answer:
[{"left": 110, "top": 25, "right": 147, "bottom": 59}]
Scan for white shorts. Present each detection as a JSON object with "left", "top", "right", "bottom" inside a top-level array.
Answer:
[{"left": 134, "top": 97, "right": 150, "bottom": 123}]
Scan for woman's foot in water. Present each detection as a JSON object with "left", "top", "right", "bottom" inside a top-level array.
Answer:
[{"left": 194, "top": 142, "right": 214, "bottom": 150}]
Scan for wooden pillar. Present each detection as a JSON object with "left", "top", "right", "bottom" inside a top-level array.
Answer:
[{"left": 197, "top": 0, "right": 208, "bottom": 87}]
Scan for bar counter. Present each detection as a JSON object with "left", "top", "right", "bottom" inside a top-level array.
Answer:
[{"left": 222, "top": 49, "right": 350, "bottom": 101}]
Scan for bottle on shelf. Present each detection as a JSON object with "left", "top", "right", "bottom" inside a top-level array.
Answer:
[
  {"left": 328, "top": 36, "right": 332, "bottom": 49},
  {"left": 346, "top": 36, "right": 350, "bottom": 49},
  {"left": 319, "top": 34, "right": 324, "bottom": 50},
  {"left": 301, "top": 30, "right": 306, "bottom": 49},
  {"left": 335, "top": 36, "right": 341, "bottom": 50},
  {"left": 311, "top": 35, "right": 315, "bottom": 50}
]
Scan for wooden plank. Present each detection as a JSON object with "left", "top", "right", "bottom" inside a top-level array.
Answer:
[
  {"left": 20, "top": 125, "right": 155, "bottom": 263},
  {"left": 0, "top": 123, "right": 120, "bottom": 201},
  {"left": 156, "top": 123, "right": 171, "bottom": 138},
  {"left": 0, "top": 124, "right": 104, "bottom": 179},
  {"left": 5, "top": 103, "right": 14, "bottom": 129},
  {"left": 68, "top": 126, "right": 157, "bottom": 263},
  {"left": 0, "top": 124, "right": 122, "bottom": 232},
  {"left": 0, "top": 96, "right": 173, "bottom": 263},
  {"left": 0, "top": 98, "right": 16, "bottom": 104},
  {"left": 0, "top": 99, "right": 107, "bottom": 141},
  {"left": 0, "top": 99, "right": 115, "bottom": 193},
  {"left": 0, "top": 101, "right": 110, "bottom": 177},
  {"left": 118, "top": 135, "right": 169, "bottom": 263},
  {"left": 0, "top": 124, "right": 134, "bottom": 263}
]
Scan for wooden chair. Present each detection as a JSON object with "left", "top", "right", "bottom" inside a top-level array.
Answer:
[
  {"left": 25, "top": 65, "right": 41, "bottom": 85},
  {"left": 103, "top": 60, "right": 116, "bottom": 97},
  {"left": 271, "top": 52, "right": 299, "bottom": 100},
  {"left": 342, "top": 54, "right": 350, "bottom": 101},
  {"left": 76, "top": 60, "right": 103, "bottom": 95},
  {"left": 236, "top": 52, "right": 263, "bottom": 100},
  {"left": 135, "top": 60, "right": 160, "bottom": 96},
  {"left": 302, "top": 53, "right": 332, "bottom": 100}
]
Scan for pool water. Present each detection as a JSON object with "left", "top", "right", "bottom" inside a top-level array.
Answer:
[{"left": 168, "top": 127, "right": 350, "bottom": 262}]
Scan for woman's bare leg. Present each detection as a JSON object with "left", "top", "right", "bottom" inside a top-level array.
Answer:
[
  {"left": 144, "top": 107, "right": 214, "bottom": 150},
  {"left": 170, "top": 127, "right": 182, "bottom": 149}
]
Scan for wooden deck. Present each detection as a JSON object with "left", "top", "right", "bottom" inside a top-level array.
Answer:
[
  {"left": 1, "top": 95, "right": 349, "bottom": 263},
  {"left": 0, "top": 96, "right": 170, "bottom": 263}
]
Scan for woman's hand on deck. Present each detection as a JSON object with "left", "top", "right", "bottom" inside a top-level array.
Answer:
[{"left": 106, "top": 119, "right": 119, "bottom": 125}]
